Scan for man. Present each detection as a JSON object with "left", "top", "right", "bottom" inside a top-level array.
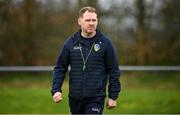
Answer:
[{"left": 51, "top": 6, "right": 121, "bottom": 114}]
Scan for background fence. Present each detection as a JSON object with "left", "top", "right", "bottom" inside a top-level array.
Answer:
[{"left": 0, "top": 66, "right": 180, "bottom": 72}]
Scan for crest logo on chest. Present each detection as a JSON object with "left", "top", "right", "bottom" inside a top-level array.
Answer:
[{"left": 94, "top": 43, "right": 100, "bottom": 52}]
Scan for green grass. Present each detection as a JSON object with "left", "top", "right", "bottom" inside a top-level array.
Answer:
[
  {"left": 0, "top": 72, "right": 180, "bottom": 114},
  {"left": 0, "top": 87, "right": 69, "bottom": 114}
]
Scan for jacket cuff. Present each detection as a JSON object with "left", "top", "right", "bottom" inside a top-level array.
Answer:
[
  {"left": 108, "top": 93, "right": 119, "bottom": 100},
  {"left": 51, "top": 90, "right": 62, "bottom": 96}
]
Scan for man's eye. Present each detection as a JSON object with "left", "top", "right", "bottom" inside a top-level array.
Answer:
[{"left": 85, "top": 19, "right": 96, "bottom": 22}]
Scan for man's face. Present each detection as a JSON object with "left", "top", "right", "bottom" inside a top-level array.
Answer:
[{"left": 78, "top": 11, "right": 98, "bottom": 35}]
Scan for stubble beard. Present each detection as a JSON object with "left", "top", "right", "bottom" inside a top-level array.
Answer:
[{"left": 86, "top": 27, "right": 96, "bottom": 36}]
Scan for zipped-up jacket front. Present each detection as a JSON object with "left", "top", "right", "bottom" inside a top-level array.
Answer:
[{"left": 51, "top": 29, "right": 121, "bottom": 100}]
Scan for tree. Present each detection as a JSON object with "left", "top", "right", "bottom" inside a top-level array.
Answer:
[{"left": 136, "top": 0, "right": 146, "bottom": 65}]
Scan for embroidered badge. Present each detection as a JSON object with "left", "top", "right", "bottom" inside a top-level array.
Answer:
[
  {"left": 94, "top": 44, "right": 100, "bottom": 52},
  {"left": 92, "top": 107, "right": 100, "bottom": 113},
  {"left": 73, "top": 46, "right": 81, "bottom": 50}
]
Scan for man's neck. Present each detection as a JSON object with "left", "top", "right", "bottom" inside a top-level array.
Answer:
[{"left": 81, "top": 31, "right": 96, "bottom": 38}]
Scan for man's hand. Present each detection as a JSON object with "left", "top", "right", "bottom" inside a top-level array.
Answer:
[
  {"left": 106, "top": 98, "right": 117, "bottom": 109},
  {"left": 53, "top": 92, "right": 62, "bottom": 103}
]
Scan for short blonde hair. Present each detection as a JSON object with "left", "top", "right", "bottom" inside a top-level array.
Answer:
[{"left": 79, "top": 6, "right": 97, "bottom": 18}]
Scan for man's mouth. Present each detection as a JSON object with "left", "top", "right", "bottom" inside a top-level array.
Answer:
[{"left": 88, "top": 27, "right": 94, "bottom": 29}]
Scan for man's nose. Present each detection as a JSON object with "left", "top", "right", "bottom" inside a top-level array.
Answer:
[{"left": 89, "top": 20, "right": 94, "bottom": 25}]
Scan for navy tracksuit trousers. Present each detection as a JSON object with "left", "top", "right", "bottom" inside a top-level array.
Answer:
[{"left": 69, "top": 96, "right": 105, "bottom": 114}]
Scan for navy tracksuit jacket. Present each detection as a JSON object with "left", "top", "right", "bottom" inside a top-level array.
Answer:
[{"left": 51, "top": 29, "right": 121, "bottom": 100}]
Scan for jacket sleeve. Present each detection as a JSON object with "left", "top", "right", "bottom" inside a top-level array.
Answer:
[
  {"left": 51, "top": 40, "right": 70, "bottom": 96},
  {"left": 105, "top": 39, "right": 121, "bottom": 100}
]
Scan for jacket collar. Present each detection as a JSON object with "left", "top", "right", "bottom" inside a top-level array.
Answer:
[{"left": 73, "top": 29, "right": 102, "bottom": 44}]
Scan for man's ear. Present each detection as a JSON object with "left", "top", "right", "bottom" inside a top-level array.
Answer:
[{"left": 78, "top": 18, "right": 81, "bottom": 26}]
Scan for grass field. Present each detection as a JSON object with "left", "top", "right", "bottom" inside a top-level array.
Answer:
[{"left": 0, "top": 72, "right": 180, "bottom": 114}]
